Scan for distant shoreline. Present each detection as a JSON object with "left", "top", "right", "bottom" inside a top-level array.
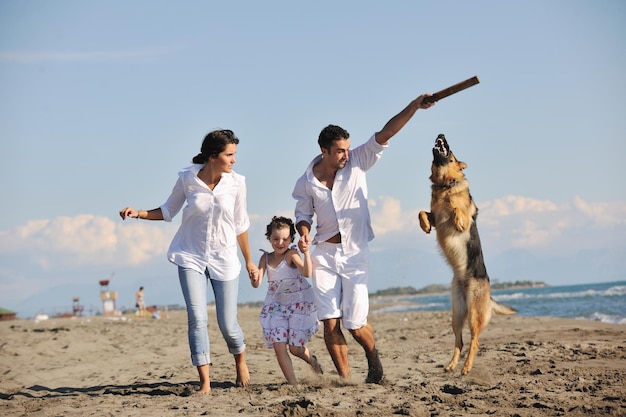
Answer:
[
  {"left": 237, "top": 281, "right": 549, "bottom": 309},
  {"left": 368, "top": 280, "right": 548, "bottom": 298}
]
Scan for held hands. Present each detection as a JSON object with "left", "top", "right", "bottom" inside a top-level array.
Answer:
[
  {"left": 298, "top": 235, "right": 313, "bottom": 278},
  {"left": 297, "top": 236, "right": 310, "bottom": 254},
  {"left": 298, "top": 233, "right": 311, "bottom": 248},
  {"left": 247, "top": 262, "right": 261, "bottom": 288}
]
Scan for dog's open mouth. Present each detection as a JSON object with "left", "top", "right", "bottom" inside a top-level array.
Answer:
[{"left": 432, "top": 134, "right": 450, "bottom": 166}]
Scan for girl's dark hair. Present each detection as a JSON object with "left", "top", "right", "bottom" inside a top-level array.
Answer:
[
  {"left": 318, "top": 124, "right": 349, "bottom": 151},
  {"left": 192, "top": 129, "right": 240, "bottom": 164},
  {"left": 265, "top": 216, "right": 296, "bottom": 242}
]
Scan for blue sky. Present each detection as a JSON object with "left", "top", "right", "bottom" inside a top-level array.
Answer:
[{"left": 1, "top": 1, "right": 625, "bottom": 318}]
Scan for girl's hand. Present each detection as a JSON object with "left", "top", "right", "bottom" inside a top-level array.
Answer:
[
  {"left": 249, "top": 272, "right": 260, "bottom": 288},
  {"left": 297, "top": 236, "right": 309, "bottom": 253}
]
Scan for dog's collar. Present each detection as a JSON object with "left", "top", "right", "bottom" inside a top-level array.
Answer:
[{"left": 433, "top": 180, "right": 458, "bottom": 189}]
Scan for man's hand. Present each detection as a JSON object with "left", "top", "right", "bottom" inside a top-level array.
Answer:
[{"left": 416, "top": 94, "right": 436, "bottom": 110}]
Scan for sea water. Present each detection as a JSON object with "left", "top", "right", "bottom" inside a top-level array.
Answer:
[{"left": 372, "top": 281, "right": 626, "bottom": 324}]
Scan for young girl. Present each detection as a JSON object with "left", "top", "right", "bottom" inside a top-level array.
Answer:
[{"left": 251, "top": 216, "right": 323, "bottom": 385}]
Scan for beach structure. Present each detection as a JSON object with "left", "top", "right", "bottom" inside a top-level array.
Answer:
[
  {"left": 99, "top": 279, "right": 118, "bottom": 316},
  {"left": 0, "top": 307, "right": 17, "bottom": 321},
  {"left": 72, "top": 297, "right": 84, "bottom": 317}
]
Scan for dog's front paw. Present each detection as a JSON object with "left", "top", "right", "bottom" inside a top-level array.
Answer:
[
  {"left": 453, "top": 208, "right": 469, "bottom": 232},
  {"left": 419, "top": 211, "right": 432, "bottom": 233}
]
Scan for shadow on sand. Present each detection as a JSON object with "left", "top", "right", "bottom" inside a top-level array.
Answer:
[{"left": 0, "top": 380, "right": 238, "bottom": 400}]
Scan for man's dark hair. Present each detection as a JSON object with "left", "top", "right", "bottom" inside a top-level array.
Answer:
[{"left": 318, "top": 124, "right": 349, "bottom": 151}]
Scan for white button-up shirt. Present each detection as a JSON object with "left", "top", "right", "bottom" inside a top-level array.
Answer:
[
  {"left": 292, "top": 134, "right": 386, "bottom": 256},
  {"left": 161, "top": 164, "right": 250, "bottom": 281}
]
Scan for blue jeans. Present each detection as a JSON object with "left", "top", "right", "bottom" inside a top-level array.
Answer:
[{"left": 178, "top": 266, "right": 246, "bottom": 366}]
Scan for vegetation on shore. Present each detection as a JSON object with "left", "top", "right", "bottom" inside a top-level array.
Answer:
[{"left": 369, "top": 280, "right": 547, "bottom": 297}]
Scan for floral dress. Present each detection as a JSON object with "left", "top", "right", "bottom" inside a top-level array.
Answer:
[{"left": 259, "top": 250, "right": 320, "bottom": 348}]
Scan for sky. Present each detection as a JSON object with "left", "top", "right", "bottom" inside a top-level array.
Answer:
[{"left": 1, "top": 1, "right": 625, "bottom": 318}]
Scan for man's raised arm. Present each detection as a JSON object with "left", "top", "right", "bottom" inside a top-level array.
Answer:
[{"left": 375, "top": 93, "right": 434, "bottom": 145}]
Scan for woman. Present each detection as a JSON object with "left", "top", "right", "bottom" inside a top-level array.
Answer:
[{"left": 120, "top": 129, "right": 259, "bottom": 394}]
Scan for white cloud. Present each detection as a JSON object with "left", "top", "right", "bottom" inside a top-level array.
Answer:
[
  {"left": 365, "top": 194, "right": 626, "bottom": 253},
  {"left": 1, "top": 197, "right": 624, "bottom": 295},
  {"left": 369, "top": 196, "right": 421, "bottom": 236},
  {"left": 571, "top": 195, "right": 626, "bottom": 227},
  {"left": 480, "top": 195, "right": 558, "bottom": 217},
  {"left": 480, "top": 195, "right": 626, "bottom": 251},
  {"left": 510, "top": 220, "right": 554, "bottom": 248},
  {"left": 0, "top": 215, "right": 175, "bottom": 269}
]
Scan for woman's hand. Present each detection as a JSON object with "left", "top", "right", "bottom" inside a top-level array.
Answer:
[
  {"left": 247, "top": 262, "right": 260, "bottom": 288},
  {"left": 119, "top": 207, "right": 139, "bottom": 220}
]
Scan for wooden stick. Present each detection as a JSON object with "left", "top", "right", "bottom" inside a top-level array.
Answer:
[{"left": 424, "top": 76, "right": 480, "bottom": 103}]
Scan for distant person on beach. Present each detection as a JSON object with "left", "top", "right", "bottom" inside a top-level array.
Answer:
[
  {"left": 135, "top": 286, "right": 146, "bottom": 316},
  {"left": 250, "top": 216, "right": 323, "bottom": 385},
  {"left": 292, "top": 93, "right": 435, "bottom": 383},
  {"left": 120, "top": 129, "right": 258, "bottom": 394}
]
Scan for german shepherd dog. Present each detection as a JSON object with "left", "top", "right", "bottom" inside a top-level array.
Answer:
[{"left": 418, "top": 134, "right": 517, "bottom": 375}]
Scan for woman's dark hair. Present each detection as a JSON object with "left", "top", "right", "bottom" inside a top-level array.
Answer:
[
  {"left": 192, "top": 129, "right": 240, "bottom": 164},
  {"left": 318, "top": 124, "right": 349, "bottom": 152},
  {"left": 265, "top": 216, "right": 296, "bottom": 242}
]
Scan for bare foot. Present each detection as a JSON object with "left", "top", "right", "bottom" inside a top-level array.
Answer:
[
  {"left": 310, "top": 355, "right": 323, "bottom": 375},
  {"left": 197, "top": 384, "right": 211, "bottom": 395},
  {"left": 235, "top": 352, "right": 250, "bottom": 387},
  {"left": 197, "top": 364, "right": 211, "bottom": 393}
]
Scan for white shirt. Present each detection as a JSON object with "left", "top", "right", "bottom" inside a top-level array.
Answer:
[
  {"left": 161, "top": 164, "right": 250, "bottom": 281},
  {"left": 292, "top": 134, "right": 386, "bottom": 256}
]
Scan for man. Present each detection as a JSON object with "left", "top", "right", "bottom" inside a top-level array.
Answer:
[{"left": 292, "top": 93, "right": 435, "bottom": 383}]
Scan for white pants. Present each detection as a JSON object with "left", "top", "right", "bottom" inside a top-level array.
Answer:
[{"left": 311, "top": 241, "right": 370, "bottom": 330}]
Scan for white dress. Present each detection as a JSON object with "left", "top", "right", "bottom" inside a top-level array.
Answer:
[{"left": 259, "top": 251, "right": 320, "bottom": 348}]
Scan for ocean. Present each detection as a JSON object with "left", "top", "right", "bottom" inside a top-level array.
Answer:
[{"left": 371, "top": 280, "right": 626, "bottom": 324}]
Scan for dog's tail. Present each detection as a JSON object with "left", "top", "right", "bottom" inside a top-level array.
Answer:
[{"left": 491, "top": 297, "right": 517, "bottom": 315}]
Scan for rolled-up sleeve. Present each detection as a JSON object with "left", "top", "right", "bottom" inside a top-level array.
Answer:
[
  {"left": 160, "top": 175, "right": 186, "bottom": 222},
  {"left": 350, "top": 134, "right": 386, "bottom": 171},
  {"left": 292, "top": 175, "right": 313, "bottom": 228}
]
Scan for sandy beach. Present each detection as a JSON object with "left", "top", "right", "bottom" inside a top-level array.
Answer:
[{"left": 1, "top": 305, "right": 625, "bottom": 417}]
